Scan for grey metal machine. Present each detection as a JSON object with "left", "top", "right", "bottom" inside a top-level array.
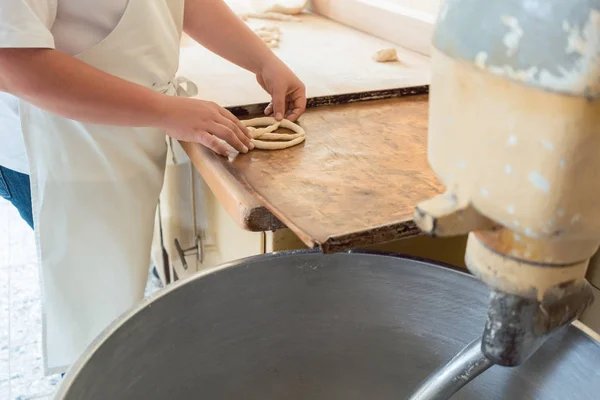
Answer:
[{"left": 411, "top": 0, "right": 600, "bottom": 397}]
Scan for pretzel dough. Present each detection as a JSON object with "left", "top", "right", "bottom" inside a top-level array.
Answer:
[
  {"left": 242, "top": 117, "right": 306, "bottom": 150},
  {"left": 263, "top": 0, "right": 308, "bottom": 15},
  {"left": 254, "top": 25, "right": 281, "bottom": 48},
  {"left": 256, "top": 30, "right": 279, "bottom": 40},
  {"left": 373, "top": 48, "right": 399, "bottom": 62},
  {"left": 247, "top": 122, "right": 280, "bottom": 136},
  {"left": 258, "top": 25, "right": 281, "bottom": 33}
]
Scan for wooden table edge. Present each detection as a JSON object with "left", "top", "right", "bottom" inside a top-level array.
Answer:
[
  {"left": 320, "top": 220, "right": 423, "bottom": 253},
  {"left": 181, "top": 140, "right": 284, "bottom": 232},
  {"left": 182, "top": 87, "right": 431, "bottom": 239},
  {"left": 182, "top": 141, "right": 424, "bottom": 247},
  {"left": 238, "top": 179, "right": 424, "bottom": 253}
]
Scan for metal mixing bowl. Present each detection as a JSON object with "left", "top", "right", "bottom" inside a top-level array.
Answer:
[{"left": 56, "top": 251, "right": 600, "bottom": 399}]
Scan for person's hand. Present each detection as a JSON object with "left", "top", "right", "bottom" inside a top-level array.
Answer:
[
  {"left": 256, "top": 59, "right": 306, "bottom": 122},
  {"left": 159, "top": 97, "right": 253, "bottom": 157}
]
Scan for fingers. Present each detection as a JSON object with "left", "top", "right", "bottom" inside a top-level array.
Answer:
[
  {"left": 264, "top": 102, "right": 274, "bottom": 116},
  {"left": 286, "top": 87, "right": 307, "bottom": 122},
  {"left": 271, "top": 86, "right": 287, "bottom": 120},
  {"left": 218, "top": 107, "right": 253, "bottom": 142},
  {"left": 210, "top": 122, "right": 249, "bottom": 154},
  {"left": 265, "top": 87, "right": 306, "bottom": 121},
  {"left": 216, "top": 114, "right": 254, "bottom": 150},
  {"left": 284, "top": 100, "right": 294, "bottom": 119},
  {"left": 286, "top": 108, "right": 303, "bottom": 122},
  {"left": 197, "top": 132, "right": 230, "bottom": 157}
]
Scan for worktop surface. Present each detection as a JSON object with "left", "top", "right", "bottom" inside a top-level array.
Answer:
[
  {"left": 178, "top": 8, "right": 430, "bottom": 108},
  {"left": 186, "top": 94, "right": 443, "bottom": 251},
  {"left": 180, "top": 4, "right": 439, "bottom": 245}
]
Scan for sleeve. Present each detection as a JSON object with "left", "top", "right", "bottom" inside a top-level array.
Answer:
[{"left": 0, "top": 0, "right": 55, "bottom": 49}]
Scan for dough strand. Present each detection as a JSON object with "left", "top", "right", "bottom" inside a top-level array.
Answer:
[
  {"left": 253, "top": 136, "right": 306, "bottom": 150},
  {"left": 239, "top": 12, "right": 302, "bottom": 22},
  {"left": 253, "top": 25, "right": 282, "bottom": 48},
  {"left": 263, "top": 0, "right": 308, "bottom": 15},
  {"left": 242, "top": 117, "right": 306, "bottom": 150},
  {"left": 373, "top": 48, "right": 399, "bottom": 63},
  {"left": 247, "top": 122, "right": 280, "bottom": 136}
]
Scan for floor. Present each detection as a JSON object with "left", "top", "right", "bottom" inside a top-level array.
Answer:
[{"left": 0, "top": 198, "right": 163, "bottom": 399}]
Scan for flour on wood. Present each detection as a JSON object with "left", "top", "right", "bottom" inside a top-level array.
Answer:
[
  {"left": 373, "top": 48, "right": 399, "bottom": 63},
  {"left": 242, "top": 117, "right": 306, "bottom": 150}
]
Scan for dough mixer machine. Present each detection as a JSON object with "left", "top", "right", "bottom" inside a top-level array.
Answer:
[{"left": 412, "top": 0, "right": 600, "bottom": 397}]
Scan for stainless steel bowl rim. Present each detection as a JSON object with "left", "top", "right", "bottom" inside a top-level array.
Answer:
[{"left": 55, "top": 249, "right": 600, "bottom": 397}]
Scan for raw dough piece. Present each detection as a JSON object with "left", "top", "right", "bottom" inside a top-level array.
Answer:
[
  {"left": 373, "top": 48, "right": 399, "bottom": 62},
  {"left": 262, "top": 0, "right": 308, "bottom": 15},
  {"left": 255, "top": 30, "right": 279, "bottom": 41},
  {"left": 254, "top": 25, "right": 282, "bottom": 48},
  {"left": 256, "top": 30, "right": 279, "bottom": 40},
  {"left": 239, "top": 12, "right": 302, "bottom": 22},
  {"left": 242, "top": 117, "right": 306, "bottom": 150},
  {"left": 247, "top": 122, "right": 280, "bottom": 136},
  {"left": 258, "top": 25, "right": 281, "bottom": 33}
]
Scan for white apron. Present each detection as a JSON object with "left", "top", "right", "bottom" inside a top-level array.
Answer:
[{"left": 20, "top": 0, "right": 192, "bottom": 374}]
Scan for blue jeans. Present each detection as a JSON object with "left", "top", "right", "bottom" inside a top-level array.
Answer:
[{"left": 0, "top": 165, "right": 33, "bottom": 229}]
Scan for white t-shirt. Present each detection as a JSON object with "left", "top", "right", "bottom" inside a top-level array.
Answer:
[{"left": 0, "top": 0, "right": 129, "bottom": 174}]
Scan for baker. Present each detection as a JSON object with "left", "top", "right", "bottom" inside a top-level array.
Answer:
[{"left": 0, "top": 0, "right": 306, "bottom": 375}]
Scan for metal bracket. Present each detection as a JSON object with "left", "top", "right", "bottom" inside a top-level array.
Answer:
[
  {"left": 172, "top": 161, "right": 206, "bottom": 272},
  {"left": 174, "top": 235, "right": 203, "bottom": 271}
]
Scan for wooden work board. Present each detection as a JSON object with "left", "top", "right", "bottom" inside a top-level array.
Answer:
[
  {"left": 187, "top": 94, "right": 444, "bottom": 252},
  {"left": 179, "top": 2, "right": 441, "bottom": 250}
]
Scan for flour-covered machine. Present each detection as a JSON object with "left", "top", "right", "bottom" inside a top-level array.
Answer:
[
  {"left": 416, "top": 0, "right": 600, "bottom": 368},
  {"left": 56, "top": 1, "right": 600, "bottom": 399},
  {"left": 409, "top": 0, "right": 600, "bottom": 396}
]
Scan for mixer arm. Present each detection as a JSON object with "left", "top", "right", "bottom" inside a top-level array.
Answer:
[
  {"left": 415, "top": 0, "right": 600, "bottom": 370},
  {"left": 407, "top": 338, "right": 493, "bottom": 400}
]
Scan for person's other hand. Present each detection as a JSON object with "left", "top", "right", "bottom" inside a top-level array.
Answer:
[
  {"left": 160, "top": 97, "right": 253, "bottom": 157},
  {"left": 256, "top": 59, "right": 306, "bottom": 122}
]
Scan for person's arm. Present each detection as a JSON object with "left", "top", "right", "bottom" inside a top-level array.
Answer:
[
  {"left": 183, "top": 0, "right": 273, "bottom": 75},
  {"left": 183, "top": 0, "right": 307, "bottom": 121},
  {"left": 0, "top": 48, "right": 252, "bottom": 155},
  {"left": 0, "top": 48, "right": 167, "bottom": 127}
]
